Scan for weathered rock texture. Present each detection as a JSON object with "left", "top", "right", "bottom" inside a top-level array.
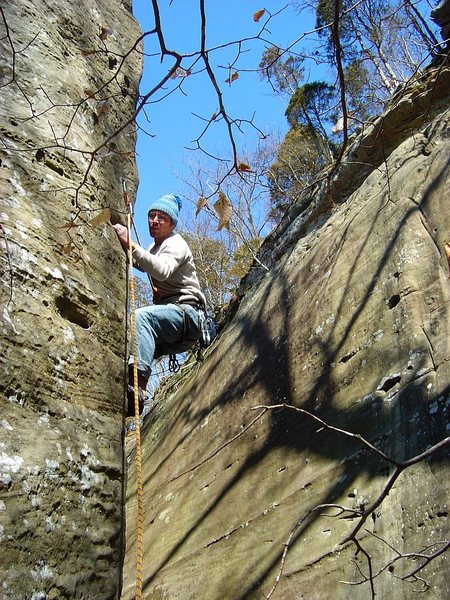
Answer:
[
  {"left": 122, "top": 55, "right": 450, "bottom": 600},
  {"left": 0, "top": 1, "right": 141, "bottom": 598}
]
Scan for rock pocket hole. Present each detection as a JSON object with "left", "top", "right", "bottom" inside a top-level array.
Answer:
[
  {"left": 55, "top": 296, "right": 91, "bottom": 329},
  {"left": 387, "top": 294, "right": 400, "bottom": 309},
  {"left": 340, "top": 350, "right": 357, "bottom": 363},
  {"left": 378, "top": 375, "right": 401, "bottom": 393},
  {"left": 35, "top": 149, "right": 45, "bottom": 162},
  {"left": 45, "top": 160, "right": 64, "bottom": 177}
]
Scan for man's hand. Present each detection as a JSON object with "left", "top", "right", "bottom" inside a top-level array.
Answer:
[{"left": 113, "top": 223, "right": 129, "bottom": 250}]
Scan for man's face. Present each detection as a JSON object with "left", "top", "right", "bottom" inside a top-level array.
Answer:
[{"left": 148, "top": 210, "right": 174, "bottom": 242}]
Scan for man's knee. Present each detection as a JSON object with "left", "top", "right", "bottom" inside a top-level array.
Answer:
[
  {"left": 136, "top": 306, "right": 151, "bottom": 319},
  {"left": 136, "top": 305, "right": 156, "bottom": 329}
]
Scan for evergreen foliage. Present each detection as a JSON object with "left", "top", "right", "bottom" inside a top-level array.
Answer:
[{"left": 264, "top": 0, "right": 441, "bottom": 214}]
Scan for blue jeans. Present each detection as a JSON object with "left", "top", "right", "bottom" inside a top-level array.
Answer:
[{"left": 130, "top": 303, "right": 202, "bottom": 380}]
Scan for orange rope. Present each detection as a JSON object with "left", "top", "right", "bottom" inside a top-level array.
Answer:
[{"left": 126, "top": 212, "right": 144, "bottom": 599}]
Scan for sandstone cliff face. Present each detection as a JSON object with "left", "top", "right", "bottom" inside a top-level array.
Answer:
[
  {"left": 0, "top": 1, "right": 141, "bottom": 598},
  {"left": 2, "top": 1, "right": 449, "bottom": 599},
  {"left": 122, "top": 56, "right": 450, "bottom": 600}
]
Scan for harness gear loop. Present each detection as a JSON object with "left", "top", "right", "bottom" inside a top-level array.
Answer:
[
  {"left": 126, "top": 208, "right": 144, "bottom": 600},
  {"left": 168, "top": 354, "right": 180, "bottom": 373}
]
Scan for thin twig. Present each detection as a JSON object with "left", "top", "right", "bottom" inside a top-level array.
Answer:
[{"left": 255, "top": 403, "right": 449, "bottom": 599}]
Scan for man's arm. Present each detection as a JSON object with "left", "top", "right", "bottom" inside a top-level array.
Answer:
[
  {"left": 132, "top": 240, "right": 186, "bottom": 281},
  {"left": 113, "top": 224, "right": 187, "bottom": 281},
  {"left": 112, "top": 223, "right": 130, "bottom": 250}
]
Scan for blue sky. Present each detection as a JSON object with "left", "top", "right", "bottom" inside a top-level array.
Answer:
[
  {"left": 129, "top": 1, "right": 440, "bottom": 246},
  {"left": 130, "top": 1, "right": 319, "bottom": 241}
]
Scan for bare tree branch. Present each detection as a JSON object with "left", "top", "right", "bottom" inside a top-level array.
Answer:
[{"left": 251, "top": 404, "right": 449, "bottom": 599}]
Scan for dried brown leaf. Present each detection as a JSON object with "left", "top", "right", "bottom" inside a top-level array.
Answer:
[
  {"left": 60, "top": 221, "right": 81, "bottom": 230},
  {"left": 214, "top": 191, "right": 232, "bottom": 231},
  {"left": 60, "top": 242, "right": 74, "bottom": 255},
  {"left": 237, "top": 162, "right": 252, "bottom": 172},
  {"left": 195, "top": 196, "right": 208, "bottom": 217},
  {"left": 253, "top": 9, "right": 265, "bottom": 22},
  {"left": 97, "top": 100, "right": 110, "bottom": 122},
  {"left": 225, "top": 72, "right": 239, "bottom": 84},
  {"left": 83, "top": 88, "right": 98, "bottom": 99},
  {"left": 99, "top": 27, "right": 112, "bottom": 40},
  {"left": 89, "top": 208, "right": 111, "bottom": 228},
  {"left": 171, "top": 67, "right": 191, "bottom": 79}
]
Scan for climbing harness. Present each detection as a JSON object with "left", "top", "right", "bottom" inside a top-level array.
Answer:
[
  {"left": 166, "top": 302, "right": 218, "bottom": 372},
  {"left": 198, "top": 308, "right": 218, "bottom": 349},
  {"left": 168, "top": 354, "right": 181, "bottom": 373},
  {"left": 123, "top": 180, "right": 144, "bottom": 600}
]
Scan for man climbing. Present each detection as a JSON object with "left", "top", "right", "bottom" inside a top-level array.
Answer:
[{"left": 113, "top": 194, "right": 206, "bottom": 415}]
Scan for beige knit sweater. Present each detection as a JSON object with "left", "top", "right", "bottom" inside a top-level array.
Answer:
[{"left": 131, "top": 233, "right": 206, "bottom": 306}]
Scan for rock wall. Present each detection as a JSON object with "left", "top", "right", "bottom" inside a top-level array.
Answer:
[
  {"left": 0, "top": 1, "right": 141, "bottom": 598},
  {"left": 1, "top": 1, "right": 449, "bottom": 599},
  {"left": 121, "top": 53, "right": 450, "bottom": 600}
]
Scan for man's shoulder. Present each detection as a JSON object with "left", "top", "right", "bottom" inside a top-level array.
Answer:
[
  {"left": 164, "top": 232, "right": 187, "bottom": 245},
  {"left": 163, "top": 233, "right": 191, "bottom": 254}
]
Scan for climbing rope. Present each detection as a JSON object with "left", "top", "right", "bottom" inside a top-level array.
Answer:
[{"left": 124, "top": 180, "right": 144, "bottom": 600}]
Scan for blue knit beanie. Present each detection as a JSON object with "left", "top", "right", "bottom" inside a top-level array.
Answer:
[{"left": 148, "top": 194, "right": 182, "bottom": 226}]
